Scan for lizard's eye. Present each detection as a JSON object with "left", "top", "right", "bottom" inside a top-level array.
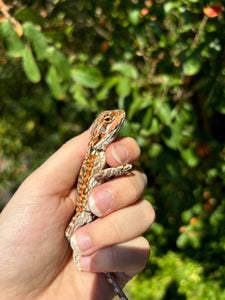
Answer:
[{"left": 104, "top": 116, "right": 112, "bottom": 123}]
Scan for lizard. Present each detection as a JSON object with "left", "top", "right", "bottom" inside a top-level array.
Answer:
[{"left": 65, "top": 109, "right": 132, "bottom": 300}]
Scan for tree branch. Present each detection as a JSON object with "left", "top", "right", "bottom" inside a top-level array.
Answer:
[{"left": 0, "top": 0, "right": 22, "bottom": 34}]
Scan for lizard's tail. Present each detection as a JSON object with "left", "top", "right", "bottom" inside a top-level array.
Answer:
[{"left": 106, "top": 272, "right": 129, "bottom": 300}]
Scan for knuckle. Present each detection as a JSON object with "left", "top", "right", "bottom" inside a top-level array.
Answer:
[
  {"left": 110, "top": 244, "right": 119, "bottom": 268},
  {"left": 130, "top": 171, "right": 147, "bottom": 200},
  {"left": 108, "top": 215, "right": 125, "bottom": 242}
]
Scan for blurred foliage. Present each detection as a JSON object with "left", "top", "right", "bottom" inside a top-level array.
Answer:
[{"left": 0, "top": 0, "right": 225, "bottom": 299}]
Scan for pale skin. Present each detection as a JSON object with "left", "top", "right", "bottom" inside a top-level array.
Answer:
[{"left": 0, "top": 129, "right": 155, "bottom": 300}]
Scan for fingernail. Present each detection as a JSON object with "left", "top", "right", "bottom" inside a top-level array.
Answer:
[
  {"left": 77, "top": 256, "right": 91, "bottom": 271},
  {"left": 112, "top": 144, "right": 128, "bottom": 164},
  {"left": 71, "top": 233, "right": 92, "bottom": 254},
  {"left": 89, "top": 190, "right": 113, "bottom": 217}
]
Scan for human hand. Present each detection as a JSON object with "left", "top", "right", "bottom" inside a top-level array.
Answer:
[{"left": 0, "top": 129, "right": 155, "bottom": 300}]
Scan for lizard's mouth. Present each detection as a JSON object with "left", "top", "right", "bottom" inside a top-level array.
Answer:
[
  {"left": 101, "top": 116, "right": 125, "bottom": 148},
  {"left": 113, "top": 115, "right": 125, "bottom": 138}
]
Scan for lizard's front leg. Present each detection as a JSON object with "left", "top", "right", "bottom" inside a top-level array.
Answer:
[{"left": 93, "top": 164, "right": 132, "bottom": 182}]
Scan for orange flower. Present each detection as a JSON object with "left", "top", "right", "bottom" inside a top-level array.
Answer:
[
  {"left": 190, "top": 217, "right": 198, "bottom": 225},
  {"left": 203, "top": 3, "right": 222, "bottom": 18},
  {"left": 140, "top": 8, "right": 149, "bottom": 17},
  {"left": 144, "top": 0, "right": 153, "bottom": 7},
  {"left": 196, "top": 143, "right": 211, "bottom": 158},
  {"left": 101, "top": 41, "right": 109, "bottom": 52},
  {"left": 179, "top": 226, "right": 186, "bottom": 233}
]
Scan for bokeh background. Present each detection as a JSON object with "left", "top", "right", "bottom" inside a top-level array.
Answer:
[{"left": 0, "top": 1, "right": 225, "bottom": 299}]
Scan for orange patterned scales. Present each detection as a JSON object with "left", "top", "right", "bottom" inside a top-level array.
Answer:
[{"left": 65, "top": 110, "right": 132, "bottom": 300}]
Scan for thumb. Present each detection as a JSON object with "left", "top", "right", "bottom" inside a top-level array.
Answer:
[{"left": 24, "top": 129, "right": 90, "bottom": 197}]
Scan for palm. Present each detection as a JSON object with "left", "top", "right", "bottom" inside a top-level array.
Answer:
[
  {"left": 0, "top": 133, "right": 114, "bottom": 299},
  {"left": 22, "top": 193, "right": 111, "bottom": 300},
  {"left": 0, "top": 132, "right": 153, "bottom": 300}
]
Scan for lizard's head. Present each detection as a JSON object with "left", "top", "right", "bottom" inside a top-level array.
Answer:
[{"left": 90, "top": 110, "right": 126, "bottom": 152}]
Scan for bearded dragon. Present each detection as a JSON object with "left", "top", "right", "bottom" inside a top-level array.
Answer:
[{"left": 65, "top": 110, "right": 132, "bottom": 300}]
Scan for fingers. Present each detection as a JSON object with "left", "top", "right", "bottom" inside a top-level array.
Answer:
[
  {"left": 88, "top": 169, "right": 147, "bottom": 217},
  {"left": 106, "top": 136, "right": 141, "bottom": 166},
  {"left": 78, "top": 236, "right": 150, "bottom": 275},
  {"left": 71, "top": 199, "right": 155, "bottom": 257},
  {"left": 88, "top": 136, "right": 145, "bottom": 217},
  {"left": 21, "top": 133, "right": 140, "bottom": 199}
]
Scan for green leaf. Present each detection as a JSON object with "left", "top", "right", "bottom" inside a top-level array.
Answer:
[
  {"left": 46, "top": 66, "right": 66, "bottom": 100},
  {"left": 0, "top": 19, "right": 24, "bottom": 57},
  {"left": 22, "top": 46, "right": 41, "bottom": 83},
  {"left": 163, "top": 126, "right": 181, "bottom": 150},
  {"left": 70, "top": 83, "right": 89, "bottom": 107},
  {"left": 188, "top": 231, "right": 201, "bottom": 249},
  {"left": 96, "top": 76, "right": 119, "bottom": 100},
  {"left": 127, "top": 96, "right": 143, "bottom": 119},
  {"left": 181, "top": 148, "right": 199, "bottom": 167},
  {"left": 22, "top": 23, "right": 48, "bottom": 60},
  {"left": 115, "top": 77, "right": 130, "bottom": 97},
  {"left": 152, "top": 74, "right": 182, "bottom": 86},
  {"left": 148, "top": 118, "right": 160, "bottom": 135},
  {"left": 183, "top": 53, "right": 201, "bottom": 76},
  {"left": 156, "top": 102, "right": 172, "bottom": 125},
  {"left": 47, "top": 47, "right": 70, "bottom": 81},
  {"left": 148, "top": 143, "right": 163, "bottom": 157},
  {"left": 181, "top": 210, "right": 193, "bottom": 223},
  {"left": 71, "top": 66, "right": 103, "bottom": 88},
  {"left": 151, "top": 222, "right": 164, "bottom": 235},
  {"left": 164, "top": 2, "right": 174, "bottom": 13},
  {"left": 142, "top": 107, "right": 153, "bottom": 128},
  {"left": 15, "top": 8, "right": 44, "bottom": 26},
  {"left": 129, "top": 9, "right": 140, "bottom": 26},
  {"left": 176, "top": 232, "right": 188, "bottom": 249},
  {"left": 111, "top": 62, "right": 138, "bottom": 79}
]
